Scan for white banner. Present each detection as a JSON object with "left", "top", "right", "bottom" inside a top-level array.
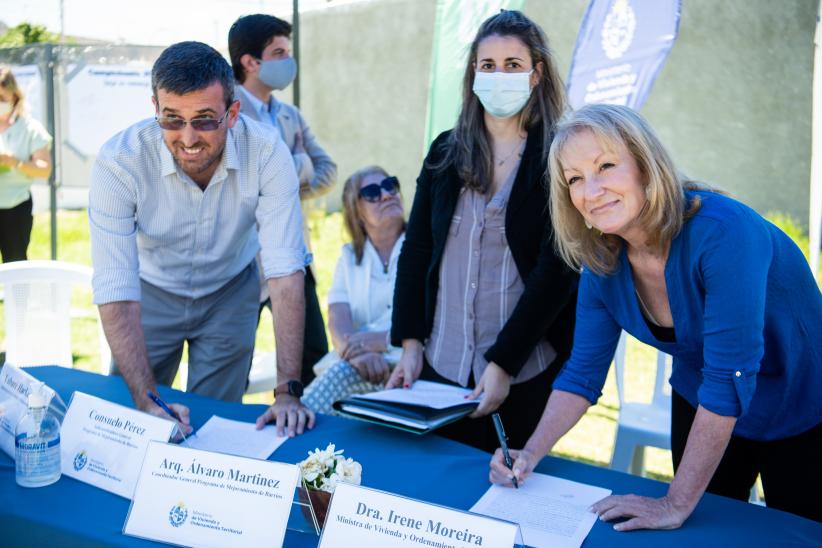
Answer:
[
  {"left": 60, "top": 392, "right": 175, "bottom": 498},
  {"left": 124, "top": 442, "right": 299, "bottom": 548},
  {"left": 319, "top": 482, "right": 520, "bottom": 547},
  {"left": 65, "top": 64, "right": 154, "bottom": 156}
]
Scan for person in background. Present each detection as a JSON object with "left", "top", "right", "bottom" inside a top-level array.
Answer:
[
  {"left": 0, "top": 66, "right": 52, "bottom": 262},
  {"left": 490, "top": 103, "right": 822, "bottom": 527},
  {"left": 229, "top": 14, "right": 337, "bottom": 386},
  {"left": 389, "top": 10, "right": 579, "bottom": 452},
  {"left": 302, "top": 166, "right": 405, "bottom": 414},
  {"left": 89, "top": 42, "right": 314, "bottom": 438}
]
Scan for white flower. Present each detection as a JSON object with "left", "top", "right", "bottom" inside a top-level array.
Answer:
[
  {"left": 297, "top": 443, "right": 361, "bottom": 493},
  {"left": 300, "top": 460, "right": 324, "bottom": 483},
  {"left": 336, "top": 458, "right": 362, "bottom": 485},
  {"left": 321, "top": 472, "right": 341, "bottom": 493}
]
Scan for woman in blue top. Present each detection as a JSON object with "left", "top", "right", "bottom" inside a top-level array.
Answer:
[
  {"left": 489, "top": 104, "right": 822, "bottom": 528},
  {"left": 0, "top": 66, "right": 52, "bottom": 262}
]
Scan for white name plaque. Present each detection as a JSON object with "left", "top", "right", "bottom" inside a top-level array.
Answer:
[
  {"left": 319, "top": 482, "right": 521, "bottom": 548},
  {"left": 124, "top": 441, "right": 299, "bottom": 548},
  {"left": 60, "top": 392, "right": 175, "bottom": 498}
]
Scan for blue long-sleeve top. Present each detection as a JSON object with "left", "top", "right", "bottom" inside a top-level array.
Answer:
[{"left": 553, "top": 191, "right": 822, "bottom": 441}]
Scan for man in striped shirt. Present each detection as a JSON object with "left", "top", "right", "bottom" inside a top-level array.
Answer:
[{"left": 89, "top": 41, "right": 314, "bottom": 438}]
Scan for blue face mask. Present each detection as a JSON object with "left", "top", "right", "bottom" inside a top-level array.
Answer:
[
  {"left": 472, "top": 70, "right": 533, "bottom": 119},
  {"left": 257, "top": 57, "right": 297, "bottom": 91}
]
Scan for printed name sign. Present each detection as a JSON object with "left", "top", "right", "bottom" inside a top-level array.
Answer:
[
  {"left": 319, "top": 482, "right": 521, "bottom": 548},
  {"left": 124, "top": 442, "right": 299, "bottom": 548},
  {"left": 61, "top": 392, "right": 175, "bottom": 498},
  {"left": 0, "top": 365, "right": 58, "bottom": 458}
]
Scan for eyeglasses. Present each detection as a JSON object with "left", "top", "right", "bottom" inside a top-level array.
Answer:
[
  {"left": 155, "top": 110, "right": 229, "bottom": 131},
  {"left": 359, "top": 176, "right": 400, "bottom": 203}
]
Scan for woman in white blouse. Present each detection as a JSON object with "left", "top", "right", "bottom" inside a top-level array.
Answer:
[{"left": 302, "top": 165, "right": 405, "bottom": 414}]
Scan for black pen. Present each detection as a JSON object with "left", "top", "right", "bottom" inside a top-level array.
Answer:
[
  {"left": 492, "top": 412, "right": 519, "bottom": 489},
  {"left": 147, "top": 391, "right": 192, "bottom": 440}
]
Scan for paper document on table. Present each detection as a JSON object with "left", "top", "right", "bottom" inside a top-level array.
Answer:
[
  {"left": 182, "top": 415, "right": 287, "bottom": 459},
  {"left": 350, "top": 380, "right": 480, "bottom": 409},
  {"left": 470, "top": 472, "right": 610, "bottom": 548}
]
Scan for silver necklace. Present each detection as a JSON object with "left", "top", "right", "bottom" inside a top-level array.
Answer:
[
  {"left": 635, "top": 288, "right": 661, "bottom": 326},
  {"left": 495, "top": 137, "right": 525, "bottom": 166}
]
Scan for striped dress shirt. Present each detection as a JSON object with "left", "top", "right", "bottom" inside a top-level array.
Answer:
[
  {"left": 424, "top": 162, "right": 556, "bottom": 387},
  {"left": 89, "top": 114, "right": 308, "bottom": 304}
]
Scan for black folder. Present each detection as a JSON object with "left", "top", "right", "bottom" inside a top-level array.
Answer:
[{"left": 332, "top": 396, "right": 479, "bottom": 435}]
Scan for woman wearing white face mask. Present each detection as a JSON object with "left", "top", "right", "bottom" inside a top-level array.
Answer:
[
  {"left": 0, "top": 66, "right": 52, "bottom": 263},
  {"left": 388, "top": 10, "right": 578, "bottom": 452}
]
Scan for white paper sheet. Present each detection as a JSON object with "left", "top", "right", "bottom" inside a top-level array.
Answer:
[
  {"left": 350, "top": 380, "right": 480, "bottom": 409},
  {"left": 182, "top": 415, "right": 287, "bottom": 460},
  {"left": 470, "top": 472, "right": 610, "bottom": 548}
]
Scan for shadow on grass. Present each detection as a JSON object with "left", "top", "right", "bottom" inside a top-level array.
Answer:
[
  {"left": 551, "top": 449, "right": 674, "bottom": 483},
  {"left": 550, "top": 450, "right": 607, "bottom": 468},
  {"left": 586, "top": 407, "right": 618, "bottom": 423}
]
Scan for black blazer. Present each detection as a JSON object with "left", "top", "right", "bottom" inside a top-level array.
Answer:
[{"left": 391, "top": 126, "right": 579, "bottom": 377}]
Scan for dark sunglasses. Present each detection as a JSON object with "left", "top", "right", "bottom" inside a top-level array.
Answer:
[
  {"left": 359, "top": 176, "right": 400, "bottom": 203},
  {"left": 155, "top": 110, "right": 229, "bottom": 131}
]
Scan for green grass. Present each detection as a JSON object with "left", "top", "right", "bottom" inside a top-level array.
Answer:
[{"left": 31, "top": 208, "right": 822, "bottom": 484}]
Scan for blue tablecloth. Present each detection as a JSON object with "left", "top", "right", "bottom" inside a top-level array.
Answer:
[{"left": 1, "top": 367, "right": 820, "bottom": 547}]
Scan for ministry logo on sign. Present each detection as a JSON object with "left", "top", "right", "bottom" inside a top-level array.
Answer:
[
  {"left": 73, "top": 450, "right": 88, "bottom": 471},
  {"left": 169, "top": 502, "right": 188, "bottom": 528},
  {"left": 601, "top": 0, "right": 636, "bottom": 59}
]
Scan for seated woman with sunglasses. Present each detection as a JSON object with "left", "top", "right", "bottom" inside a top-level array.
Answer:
[{"left": 301, "top": 166, "right": 405, "bottom": 414}]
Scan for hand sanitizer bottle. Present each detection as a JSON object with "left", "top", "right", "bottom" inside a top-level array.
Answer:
[{"left": 15, "top": 383, "right": 61, "bottom": 488}]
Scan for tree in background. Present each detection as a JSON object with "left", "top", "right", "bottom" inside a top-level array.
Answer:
[{"left": 0, "top": 23, "right": 62, "bottom": 47}]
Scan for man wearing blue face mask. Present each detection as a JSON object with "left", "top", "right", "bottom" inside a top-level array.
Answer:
[{"left": 229, "top": 14, "right": 337, "bottom": 387}]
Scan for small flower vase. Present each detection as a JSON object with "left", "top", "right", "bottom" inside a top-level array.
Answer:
[{"left": 298, "top": 487, "right": 332, "bottom": 531}]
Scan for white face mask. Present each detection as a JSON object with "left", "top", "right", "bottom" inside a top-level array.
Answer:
[
  {"left": 0, "top": 101, "right": 13, "bottom": 117},
  {"left": 472, "top": 70, "right": 533, "bottom": 119}
]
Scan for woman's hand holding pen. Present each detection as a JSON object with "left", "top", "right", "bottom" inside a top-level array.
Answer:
[{"left": 489, "top": 447, "right": 538, "bottom": 487}]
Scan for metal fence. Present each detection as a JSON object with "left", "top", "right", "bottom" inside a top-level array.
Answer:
[{"left": 1, "top": 44, "right": 165, "bottom": 257}]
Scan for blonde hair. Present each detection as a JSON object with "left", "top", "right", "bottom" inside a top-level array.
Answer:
[
  {"left": 548, "top": 104, "right": 707, "bottom": 275},
  {"left": 341, "top": 165, "right": 390, "bottom": 264},
  {"left": 0, "top": 66, "right": 26, "bottom": 117}
]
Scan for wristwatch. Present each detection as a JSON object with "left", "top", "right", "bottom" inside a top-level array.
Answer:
[{"left": 275, "top": 380, "right": 304, "bottom": 398}]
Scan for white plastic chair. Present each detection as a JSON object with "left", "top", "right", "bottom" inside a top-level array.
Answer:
[
  {"left": 245, "top": 350, "right": 277, "bottom": 395},
  {"left": 0, "top": 260, "right": 111, "bottom": 371},
  {"left": 610, "top": 330, "right": 672, "bottom": 475}
]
